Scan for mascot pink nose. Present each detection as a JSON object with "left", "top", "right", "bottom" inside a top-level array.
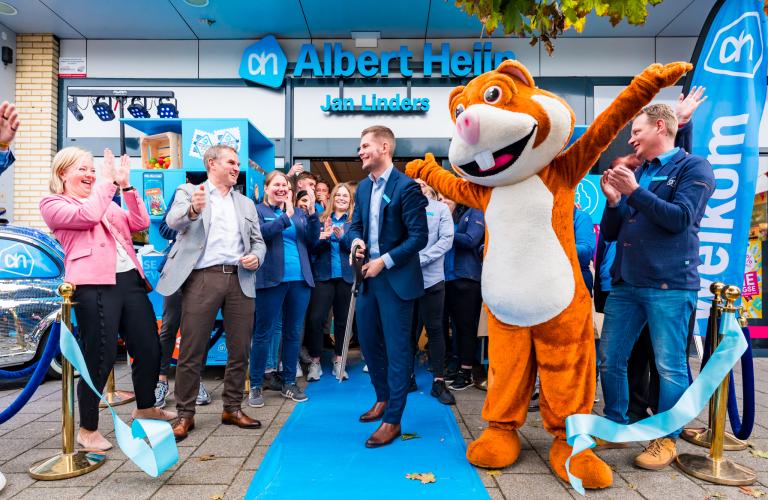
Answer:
[{"left": 455, "top": 109, "right": 480, "bottom": 145}]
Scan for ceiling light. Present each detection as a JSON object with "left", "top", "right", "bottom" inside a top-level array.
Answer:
[
  {"left": 92, "top": 97, "right": 115, "bottom": 121},
  {"left": 127, "top": 98, "right": 150, "bottom": 118},
  {"left": 351, "top": 31, "right": 380, "bottom": 48},
  {"left": 0, "top": 2, "right": 17, "bottom": 16},
  {"left": 67, "top": 97, "right": 83, "bottom": 121},
  {"left": 157, "top": 98, "right": 179, "bottom": 118},
  {"left": 184, "top": 0, "right": 209, "bottom": 6}
]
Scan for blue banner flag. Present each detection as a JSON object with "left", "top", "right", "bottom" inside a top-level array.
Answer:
[{"left": 686, "top": 0, "right": 768, "bottom": 330}]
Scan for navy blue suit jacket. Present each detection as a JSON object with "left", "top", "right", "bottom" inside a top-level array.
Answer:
[
  {"left": 600, "top": 149, "right": 714, "bottom": 290},
  {"left": 255, "top": 203, "right": 320, "bottom": 289},
  {"left": 345, "top": 168, "right": 428, "bottom": 301},
  {"left": 311, "top": 218, "right": 353, "bottom": 284}
]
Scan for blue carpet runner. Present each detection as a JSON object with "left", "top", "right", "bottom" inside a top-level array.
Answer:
[{"left": 245, "top": 362, "right": 488, "bottom": 499}]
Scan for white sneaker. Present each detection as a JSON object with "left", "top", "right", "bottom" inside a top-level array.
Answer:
[
  {"left": 333, "top": 361, "right": 349, "bottom": 380},
  {"left": 307, "top": 361, "right": 322, "bottom": 381},
  {"left": 296, "top": 362, "right": 304, "bottom": 378},
  {"left": 363, "top": 364, "right": 369, "bottom": 373}
]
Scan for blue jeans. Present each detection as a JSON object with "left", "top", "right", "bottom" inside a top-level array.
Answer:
[
  {"left": 250, "top": 281, "right": 311, "bottom": 386},
  {"left": 599, "top": 283, "right": 696, "bottom": 438},
  {"left": 265, "top": 316, "right": 282, "bottom": 371}
]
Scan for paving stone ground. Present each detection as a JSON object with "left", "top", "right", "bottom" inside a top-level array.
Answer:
[{"left": 0, "top": 353, "right": 766, "bottom": 499}]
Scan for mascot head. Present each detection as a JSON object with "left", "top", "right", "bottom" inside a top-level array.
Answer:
[{"left": 448, "top": 60, "right": 575, "bottom": 187}]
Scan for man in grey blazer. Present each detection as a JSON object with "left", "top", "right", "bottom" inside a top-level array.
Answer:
[{"left": 157, "top": 144, "right": 266, "bottom": 441}]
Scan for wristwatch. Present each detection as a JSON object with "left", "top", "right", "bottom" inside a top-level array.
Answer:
[{"left": 121, "top": 186, "right": 135, "bottom": 192}]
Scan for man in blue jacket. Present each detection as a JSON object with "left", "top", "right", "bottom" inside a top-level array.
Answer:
[
  {"left": 599, "top": 103, "right": 714, "bottom": 470},
  {"left": 346, "top": 125, "right": 428, "bottom": 448},
  {"left": 0, "top": 101, "right": 18, "bottom": 223}
]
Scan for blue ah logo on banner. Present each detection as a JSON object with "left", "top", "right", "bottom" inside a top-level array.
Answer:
[
  {"left": 239, "top": 35, "right": 287, "bottom": 89},
  {"left": 689, "top": 0, "right": 768, "bottom": 330}
]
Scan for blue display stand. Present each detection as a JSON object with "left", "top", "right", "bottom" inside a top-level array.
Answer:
[{"left": 123, "top": 118, "right": 275, "bottom": 366}]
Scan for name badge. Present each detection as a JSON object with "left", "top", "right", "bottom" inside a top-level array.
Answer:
[
  {"left": 264, "top": 217, "right": 275, "bottom": 221},
  {"left": 382, "top": 194, "right": 391, "bottom": 204},
  {"left": 651, "top": 176, "right": 668, "bottom": 182}
]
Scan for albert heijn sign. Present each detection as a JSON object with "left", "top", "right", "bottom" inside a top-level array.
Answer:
[{"left": 239, "top": 35, "right": 516, "bottom": 89}]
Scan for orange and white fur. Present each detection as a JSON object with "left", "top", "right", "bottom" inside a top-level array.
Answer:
[{"left": 406, "top": 60, "right": 691, "bottom": 489}]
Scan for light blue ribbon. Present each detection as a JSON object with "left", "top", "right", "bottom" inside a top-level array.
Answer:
[
  {"left": 60, "top": 321, "right": 178, "bottom": 477},
  {"left": 565, "top": 309, "right": 747, "bottom": 495}
]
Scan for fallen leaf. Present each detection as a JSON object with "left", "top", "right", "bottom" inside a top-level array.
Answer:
[
  {"left": 740, "top": 486, "right": 767, "bottom": 497},
  {"left": 486, "top": 470, "right": 502, "bottom": 477},
  {"left": 749, "top": 444, "right": 768, "bottom": 459},
  {"left": 210, "top": 495, "right": 224, "bottom": 500},
  {"left": 708, "top": 493, "right": 727, "bottom": 499},
  {"left": 628, "top": 483, "right": 637, "bottom": 490},
  {"left": 197, "top": 453, "right": 216, "bottom": 462},
  {"left": 406, "top": 472, "right": 436, "bottom": 484},
  {"left": 401, "top": 433, "right": 421, "bottom": 441}
]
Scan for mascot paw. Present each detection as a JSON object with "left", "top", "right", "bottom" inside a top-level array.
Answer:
[
  {"left": 549, "top": 438, "right": 613, "bottom": 490},
  {"left": 466, "top": 427, "right": 521, "bottom": 469},
  {"left": 640, "top": 62, "right": 693, "bottom": 89},
  {"left": 405, "top": 152, "right": 439, "bottom": 179}
]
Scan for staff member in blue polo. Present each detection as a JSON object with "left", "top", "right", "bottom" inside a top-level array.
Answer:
[
  {"left": 346, "top": 125, "right": 428, "bottom": 448},
  {"left": 249, "top": 170, "right": 320, "bottom": 407},
  {"left": 306, "top": 182, "right": 355, "bottom": 381},
  {"left": 599, "top": 103, "right": 714, "bottom": 470}
]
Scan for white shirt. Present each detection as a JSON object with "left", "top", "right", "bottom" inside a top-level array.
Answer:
[
  {"left": 102, "top": 216, "right": 136, "bottom": 274},
  {"left": 194, "top": 181, "right": 245, "bottom": 269}
]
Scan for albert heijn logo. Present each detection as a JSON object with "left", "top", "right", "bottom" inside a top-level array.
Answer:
[
  {"left": 239, "top": 35, "right": 287, "bottom": 88},
  {"left": 704, "top": 11, "right": 765, "bottom": 79}
]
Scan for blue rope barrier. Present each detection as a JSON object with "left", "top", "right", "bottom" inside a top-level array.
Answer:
[
  {"left": 0, "top": 321, "right": 61, "bottom": 425},
  {"left": 726, "top": 327, "right": 755, "bottom": 440},
  {"left": 0, "top": 360, "right": 39, "bottom": 379}
]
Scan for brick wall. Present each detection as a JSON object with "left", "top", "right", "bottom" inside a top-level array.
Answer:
[{"left": 12, "top": 34, "right": 58, "bottom": 230}]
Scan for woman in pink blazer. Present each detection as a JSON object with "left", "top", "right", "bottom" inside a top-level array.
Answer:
[{"left": 40, "top": 147, "right": 175, "bottom": 451}]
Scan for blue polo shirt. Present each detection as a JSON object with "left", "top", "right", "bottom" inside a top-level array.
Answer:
[
  {"left": 329, "top": 213, "right": 347, "bottom": 279},
  {"left": 273, "top": 208, "right": 302, "bottom": 282},
  {"left": 639, "top": 147, "right": 679, "bottom": 189}
]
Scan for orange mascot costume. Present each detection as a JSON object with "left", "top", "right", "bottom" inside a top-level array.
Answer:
[{"left": 406, "top": 60, "right": 692, "bottom": 489}]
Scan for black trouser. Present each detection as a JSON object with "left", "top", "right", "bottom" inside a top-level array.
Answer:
[
  {"left": 444, "top": 278, "right": 482, "bottom": 367},
  {"left": 158, "top": 288, "right": 182, "bottom": 376},
  {"left": 73, "top": 270, "right": 160, "bottom": 431},
  {"left": 306, "top": 278, "right": 352, "bottom": 358},
  {"left": 411, "top": 281, "right": 446, "bottom": 378}
]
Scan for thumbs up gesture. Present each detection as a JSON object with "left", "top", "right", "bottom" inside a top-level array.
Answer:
[{"left": 190, "top": 185, "right": 206, "bottom": 218}]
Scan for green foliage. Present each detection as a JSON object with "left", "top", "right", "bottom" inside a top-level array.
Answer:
[{"left": 454, "top": 0, "right": 665, "bottom": 54}]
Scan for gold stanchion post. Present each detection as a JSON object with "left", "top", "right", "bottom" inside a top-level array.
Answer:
[
  {"left": 29, "top": 283, "right": 105, "bottom": 480},
  {"left": 99, "top": 368, "right": 135, "bottom": 408},
  {"left": 676, "top": 285, "right": 756, "bottom": 486},
  {"left": 681, "top": 282, "right": 747, "bottom": 451}
]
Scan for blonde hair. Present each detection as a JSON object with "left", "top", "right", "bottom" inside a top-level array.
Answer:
[
  {"left": 638, "top": 103, "right": 678, "bottom": 138},
  {"left": 320, "top": 182, "right": 355, "bottom": 223},
  {"left": 361, "top": 125, "right": 396, "bottom": 156},
  {"left": 49, "top": 147, "right": 93, "bottom": 194}
]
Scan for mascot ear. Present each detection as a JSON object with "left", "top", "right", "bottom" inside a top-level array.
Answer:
[
  {"left": 448, "top": 85, "right": 465, "bottom": 107},
  {"left": 496, "top": 60, "right": 536, "bottom": 88}
]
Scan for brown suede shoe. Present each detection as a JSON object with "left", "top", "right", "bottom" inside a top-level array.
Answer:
[
  {"left": 634, "top": 438, "right": 677, "bottom": 470},
  {"left": 172, "top": 416, "right": 195, "bottom": 442},
  {"left": 365, "top": 422, "right": 401, "bottom": 448},
  {"left": 359, "top": 401, "right": 387, "bottom": 423},
  {"left": 221, "top": 409, "right": 262, "bottom": 429}
]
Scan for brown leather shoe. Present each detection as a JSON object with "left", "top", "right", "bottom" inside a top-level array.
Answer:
[
  {"left": 365, "top": 422, "right": 401, "bottom": 448},
  {"left": 172, "top": 416, "right": 195, "bottom": 442},
  {"left": 221, "top": 409, "right": 262, "bottom": 429},
  {"left": 359, "top": 401, "right": 387, "bottom": 423}
]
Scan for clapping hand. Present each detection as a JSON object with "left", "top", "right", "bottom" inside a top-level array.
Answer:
[
  {"left": 102, "top": 148, "right": 117, "bottom": 184},
  {"left": 600, "top": 171, "right": 621, "bottom": 207},
  {"left": 0, "top": 101, "right": 19, "bottom": 148}
]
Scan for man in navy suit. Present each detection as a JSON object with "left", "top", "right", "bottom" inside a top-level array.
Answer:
[
  {"left": 345, "top": 125, "right": 428, "bottom": 448},
  {"left": 599, "top": 103, "right": 714, "bottom": 470}
]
